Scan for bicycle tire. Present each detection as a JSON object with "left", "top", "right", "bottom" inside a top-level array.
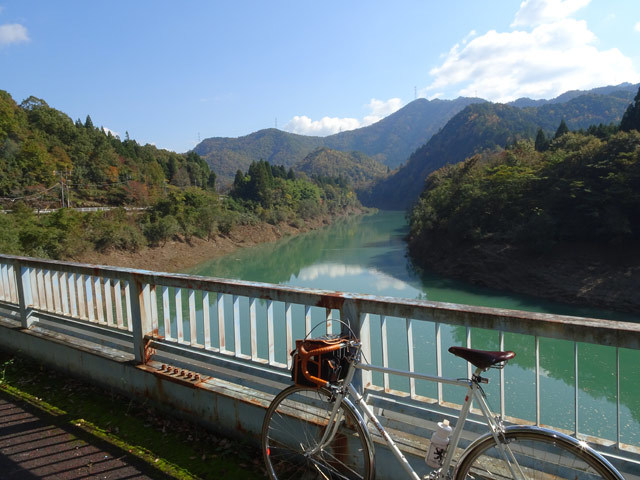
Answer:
[
  {"left": 454, "top": 426, "right": 623, "bottom": 480},
  {"left": 261, "top": 384, "right": 374, "bottom": 480}
]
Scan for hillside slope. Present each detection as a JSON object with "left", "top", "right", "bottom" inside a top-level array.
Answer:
[
  {"left": 366, "top": 88, "right": 638, "bottom": 209},
  {"left": 193, "top": 128, "right": 325, "bottom": 181},
  {"left": 294, "top": 147, "right": 388, "bottom": 192},
  {"left": 322, "top": 96, "right": 482, "bottom": 168},
  {"left": 194, "top": 97, "right": 482, "bottom": 181}
]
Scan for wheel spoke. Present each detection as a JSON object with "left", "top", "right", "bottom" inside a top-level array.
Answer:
[
  {"left": 455, "top": 428, "right": 621, "bottom": 480},
  {"left": 262, "top": 385, "right": 372, "bottom": 480}
]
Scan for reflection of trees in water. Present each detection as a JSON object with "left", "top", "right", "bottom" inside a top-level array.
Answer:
[
  {"left": 450, "top": 326, "right": 640, "bottom": 424},
  {"left": 187, "top": 211, "right": 640, "bottom": 428},
  {"left": 188, "top": 213, "right": 387, "bottom": 285}
]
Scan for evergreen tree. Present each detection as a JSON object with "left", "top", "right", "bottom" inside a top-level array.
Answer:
[
  {"left": 554, "top": 119, "right": 569, "bottom": 139},
  {"left": 620, "top": 86, "right": 640, "bottom": 132},
  {"left": 535, "top": 128, "right": 548, "bottom": 151},
  {"left": 84, "top": 115, "right": 94, "bottom": 129},
  {"left": 207, "top": 171, "right": 217, "bottom": 190},
  {"left": 248, "top": 161, "right": 273, "bottom": 206},
  {"left": 233, "top": 169, "right": 244, "bottom": 188}
]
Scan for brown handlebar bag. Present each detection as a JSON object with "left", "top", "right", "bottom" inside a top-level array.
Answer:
[{"left": 291, "top": 336, "right": 351, "bottom": 387}]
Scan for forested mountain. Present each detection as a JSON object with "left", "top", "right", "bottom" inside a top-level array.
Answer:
[
  {"left": 194, "top": 97, "right": 482, "bottom": 182},
  {"left": 0, "top": 91, "right": 213, "bottom": 208},
  {"left": 294, "top": 147, "right": 388, "bottom": 193},
  {"left": 409, "top": 131, "right": 640, "bottom": 252},
  {"left": 509, "top": 82, "right": 639, "bottom": 108},
  {"left": 406, "top": 129, "right": 640, "bottom": 313},
  {"left": 195, "top": 84, "right": 637, "bottom": 192},
  {"left": 194, "top": 128, "right": 325, "bottom": 183},
  {"left": 321, "top": 97, "right": 482, "bottom": 168},
  {"left": 0, "top": 90, "right": 364, "bottom": 260},
  {"left": 365, "top": 86, "right": 638, "bottom": 209}
]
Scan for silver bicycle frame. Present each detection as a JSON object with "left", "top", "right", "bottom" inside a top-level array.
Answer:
[{"left": 319, "top": 358, "right": 523, "bottom": 480}]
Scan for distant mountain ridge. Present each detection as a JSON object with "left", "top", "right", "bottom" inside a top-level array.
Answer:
[
  {"left": 194, "top": 96, "right": 483, "bottom": 181},
  {"left": 508, "top": 82, "right": 639, "bottom": 108},
  {"left": 321, "top": 96, "right": 483, "bottom": 167},
  {"left": 365, "top": 84, "right": 639, "bottom": 209},
  {"left": 194, "top": 82, "right": 638, "bottom": 198}
]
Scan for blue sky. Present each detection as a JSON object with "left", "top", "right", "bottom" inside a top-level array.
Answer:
[{"left": 1, "top": 0, "right": 639, "bottom": 153}]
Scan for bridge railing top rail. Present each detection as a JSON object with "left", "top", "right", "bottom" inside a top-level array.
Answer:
[{"left": 1, "top": 253, "right": 638, "bottom": 350}]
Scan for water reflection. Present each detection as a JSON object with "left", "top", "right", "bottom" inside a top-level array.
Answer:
[{"left": 185, "top": 211, "right": 640, "bottom": 445}]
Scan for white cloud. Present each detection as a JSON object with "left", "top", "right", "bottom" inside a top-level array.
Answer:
[
  {"left": 102, "top": 126, "right": 120, "bottom": 137},
  {"left": 284, "top": 97, "right": 403, "bottom": 136},
  {"left": 635, "top": 21, "right": 640, "bottom": 32},
  {"left": 511, "top": 0, "right": 590, "bottom": 27},
  {"left": 284, "top": 115, "right": 361, "bottom": 136},
  {"left": 462, "top": 30, "right": 477, "bottom": 44},
  {"left": 423, "top": 0, "right": 640, "bottom": 103},
  {"left": 362, "top": 98, "right": 403, "bottom": 126},
  {"left": 0, "top": 23, "right": 29, "bottom": 46}
]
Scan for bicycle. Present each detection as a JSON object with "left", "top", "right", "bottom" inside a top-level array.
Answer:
[{"left": 260, "top": 328, "right": 625, "bottom": 480}]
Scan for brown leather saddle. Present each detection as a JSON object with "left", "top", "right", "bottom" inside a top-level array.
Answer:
[{"left": 448, "top": 346, "right": 515, "bottom": 370}]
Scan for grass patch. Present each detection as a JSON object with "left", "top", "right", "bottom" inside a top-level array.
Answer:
[{"left": 0, "top": 351, "right": 266, "bottom": 479}]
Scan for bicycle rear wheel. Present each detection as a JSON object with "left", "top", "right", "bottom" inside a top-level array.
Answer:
[
  {"left": 454, "top": 426, "right": 623, "bottom": 480},
  {"left": 261, "top": 384, "right": 374, "bottom": 480}
]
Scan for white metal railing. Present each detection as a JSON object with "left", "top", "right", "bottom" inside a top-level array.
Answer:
[{"left": 1, "top": 254, "right": 639, "bottom": 462}]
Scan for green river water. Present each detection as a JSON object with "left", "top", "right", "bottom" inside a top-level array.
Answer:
[{"left": 186, "top": 211, "right": 640, "bottom": 446}]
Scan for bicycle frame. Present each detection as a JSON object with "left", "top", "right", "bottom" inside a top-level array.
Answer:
[{"left": 313, "top": 352, "right": 521, "bottom": 480}]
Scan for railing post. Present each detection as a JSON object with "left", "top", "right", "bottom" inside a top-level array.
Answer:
[
  {"left": 341, "top": 299, "right": 371, "bottom": 395},
  {"left": 14, "top": 261, "right": 34, "bottom": 328},
  {"left": 128, "top": 274, "right": 153, "bottom": 364}
]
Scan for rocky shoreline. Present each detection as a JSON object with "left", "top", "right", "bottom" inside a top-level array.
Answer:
[{"left": 412, "top": 240, "right": 640, "bottom": 317}]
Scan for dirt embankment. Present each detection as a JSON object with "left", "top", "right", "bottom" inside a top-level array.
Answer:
[
  {"left": 415, "top": 241, "right": 640, "bottom": 315},
  {"left": 74, "top": 212, "right": 361, "bottom": 273}
]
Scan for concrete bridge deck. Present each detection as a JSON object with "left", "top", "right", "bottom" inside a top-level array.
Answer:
[{"left": 0, "top": 391, "right": 167, "bottom": 480}]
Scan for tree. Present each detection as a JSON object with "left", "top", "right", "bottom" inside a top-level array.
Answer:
[
  {"left": 534, "top": 128, "right": 548, "bottom": 152},
  {"left": 84, "top": 115, "right": 94, "bottom": 129},
  {"left": 620, "top": 86, "right": 640, "bottom": 133},
  {"left": 554, "top": 119, "right": 569, "bottom": 139},
  {"left": 207, "top": 171, "right": 217, "bottom": 190}
]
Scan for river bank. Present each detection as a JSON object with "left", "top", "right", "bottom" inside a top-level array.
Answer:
[
  {"left": 412, "top": 240, "right": 640, "bottom": 316},
  {"left": 75, "top": 210, "right": 368, "bottom": 272}
]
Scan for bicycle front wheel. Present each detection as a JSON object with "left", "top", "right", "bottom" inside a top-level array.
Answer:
[
  {"left": 454, "top": 426, "right": 623, "bottom": 480},
  {"left": 261, "top": 384, "right": 374, "bottom": 480}
]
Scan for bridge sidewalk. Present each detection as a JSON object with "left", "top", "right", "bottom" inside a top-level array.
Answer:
[{"left": 0, "top": 391, "right": 170, "bottom": 480}]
